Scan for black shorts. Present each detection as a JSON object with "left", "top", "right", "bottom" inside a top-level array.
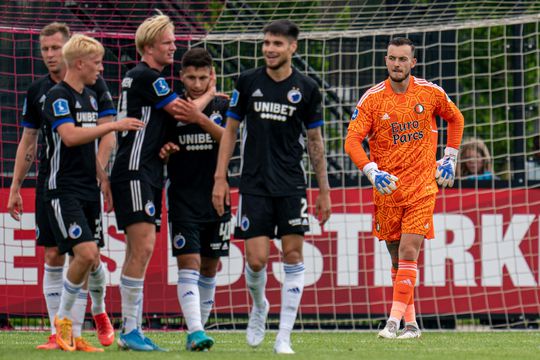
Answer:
[
  {"left": 234, "top": 193, "right": 309, "bottom": 239},
  {"left": 169, "top": 219, "right": 231, "bottom": 258},
  {"left": 35, "top": 189, "right": 56, "bottom": 247},
  {"left": 46, "top": 195, "right": 103, "bottom": 255},
  {"left": 111, "top": 180, "right": 162, "bottom": 231}
]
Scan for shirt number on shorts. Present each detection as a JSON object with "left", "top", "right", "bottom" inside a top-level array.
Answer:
[
  {"left": 219, "top": 221, "right": 231, "bottom": 241},
  {"left": 300, "top": 197, "right": 308, "bottom": 218}
]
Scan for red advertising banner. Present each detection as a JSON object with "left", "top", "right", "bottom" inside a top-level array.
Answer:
[{"left": 1, "top": 187, "right": 539, "bottom": 316}]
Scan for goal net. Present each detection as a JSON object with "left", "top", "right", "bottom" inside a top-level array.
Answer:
[{"left": 1, "top": 0, "right": 539, "bottom": 330}]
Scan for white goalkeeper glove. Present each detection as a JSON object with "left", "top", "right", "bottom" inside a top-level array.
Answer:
[
  {"left": 363, "top": 162, "right": 399, "bottom": 195},
  {"left": 435, "top": 147, "right": 459, "bottom": 188}
]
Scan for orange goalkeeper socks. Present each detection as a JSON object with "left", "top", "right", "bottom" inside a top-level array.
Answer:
[{"left": 389, "top": 260, "right": 417, "bottom": 321}]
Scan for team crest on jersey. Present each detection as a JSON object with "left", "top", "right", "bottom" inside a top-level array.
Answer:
[
  {"left": 414, "top": 104, "right": 424, "bottom": 114},
  {"left": 53, "top": 98, "right": 70, "bottom": 117},
  {"left": 351, "top": 108, "right": 359, "bottom": 120},
  {"left": 68, "top": 223, "right": 82, "bottom": 239},
  {"left": 240, "top": 215, "right": 250, "bottom": 231},
  {"left": 144, "top": 201, "right": 156, "bottom": 217},
  {"left": 173, "top": 233, "right": 186, "bottom": 249},
  {"left": 230, "top": 89, "right": 239, "bottom": 107},
  {"left": 210, "top": 111, "right": 223, "bottom": 125},
  {"left": 22, "top": 98, "right": 27, "bottom": 116},
  {"left": 287, "top": 88, "right": 302, "bottom": 104},
  {"left": 89, "top": 96, "right": 98, "bottom": 111},
  {"left": 152, "top": 78, "right": 170, "bottom": 96}
]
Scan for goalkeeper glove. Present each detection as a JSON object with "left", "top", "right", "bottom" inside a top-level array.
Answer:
[
  {"left": 435, "top": 147, "right": 459, "bottom": 188},
  {"left": 363, "top": 162, "right": 399, "bottom": 195}
]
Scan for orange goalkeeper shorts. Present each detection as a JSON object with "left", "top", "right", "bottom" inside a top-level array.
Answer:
[{"left": 373, "top": 194, "right": 436, "bottom": 241}]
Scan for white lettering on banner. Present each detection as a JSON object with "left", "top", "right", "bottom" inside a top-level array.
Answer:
[
  {"left": 1, "top": 212, "right": 538, "bottom": 287},
  {"left": 424, "top": 215, "right": 477, "bottom": 286},
  {"left": 481, "top": 214, "right": 536, "bottom": 286},
  {"left": 0, "top": 214, "right": 37, "bottom": 284},
  {"left": 324, "top": 214, "right": 372, "bottom": 286}
]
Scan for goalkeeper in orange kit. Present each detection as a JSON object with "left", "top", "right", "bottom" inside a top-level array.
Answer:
[{"left": 345, "top": 37, "right": 464, "bottom": 339}]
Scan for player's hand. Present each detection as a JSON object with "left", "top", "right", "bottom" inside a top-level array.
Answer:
[
  {"left": 7, "top": 188, "right": 23, "bottom": 221},
  {"left": 99, "top": 177, "right": 113, "bottom": 213},
  {"left": 159, "top": 142, "right": 180, "bottom": 161},
  {"left": 363, "top": 162, "right": 399, "bottom": 195},
  {"left": 315, "top": 190, "right": 331, "bottom": 226},
  {"left": 173, "top": 98, "right": 204, "bottom": 125},
  {"left": 212, "top": 177, "right": 230, "bottom": 217},
  {"left": 114, "top": 117, "right": 145, "bottom": 132},
  {"left": 436, "top": 147, "right": 459, "bottom": 188}
]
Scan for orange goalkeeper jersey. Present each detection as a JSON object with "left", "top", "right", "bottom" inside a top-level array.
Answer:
[{"left": 345, "top": 76, "right": 464, "bottom": 207}]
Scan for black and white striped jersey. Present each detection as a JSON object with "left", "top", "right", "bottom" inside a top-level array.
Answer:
[
  {"left": 111, "top": 62, "right": 178, "bottom": 188},
  {"left": 226, "top": 67, "right": 324, "bottom": 196},
  {"left": 21, "top": 75, "right": 115, "bottom": 192},
  {"left": 42, "top": 81, "right": 101, "bottom": 201}
]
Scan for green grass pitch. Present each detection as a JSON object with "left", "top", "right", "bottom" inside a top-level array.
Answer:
[{"left": 0, "top": 331, "right": 539, "bottom": 359}]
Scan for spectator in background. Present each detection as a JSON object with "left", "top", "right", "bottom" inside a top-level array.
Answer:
[{"left": 458, "top": 137, "right": 498, "bottom": 180}]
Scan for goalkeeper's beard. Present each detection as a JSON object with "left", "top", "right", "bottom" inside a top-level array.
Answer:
[{"left": 389, "top": 71, "right": 410, "bottom": 83}]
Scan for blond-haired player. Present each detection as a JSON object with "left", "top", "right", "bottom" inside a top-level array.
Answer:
[
  {"left": 345, "top": 37, "right": 464, "bottom": 339},
  {"left": 41, "top": 34, "right": 144, "bottom": 351}
]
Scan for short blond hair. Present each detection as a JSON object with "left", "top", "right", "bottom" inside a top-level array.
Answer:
[
  {"left": 62, "top": 34, "right": 104, "bottom": 66},
  {"left": 135, "top": 13, "right": 174, "bottom": 56}
]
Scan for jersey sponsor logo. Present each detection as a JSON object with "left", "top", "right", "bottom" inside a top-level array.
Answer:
[
  {"left": 144, "top": 201, "right": 156, "bottom": 217},
  {"left": 76, "top": 112, "right": 98, "bottom": 125},
  {"left": 253, "top": 101, "right": 297, "bottom": 122},
  {"left": 240, "top": 215, "right": 250, "bottom": 231},
  {"left": 251, "top": 89, "right": 264, "bottom": 97},
  {"left": 90, "top": 96, "right": 98, "bottom": 111},
  {"left": 351, "top": 108, "right": 359, "bottom": 120},
  {"left": 68, "top": 223, "right": 82, "bottom": 239},
  {"left": 152, "top": 77, "right": 170, "bottom": 96},
  {"left": 178, "top": 133, "right": 215, "bottom": 151},
  {"left": 22, "top": 98, "right": 27, "bottom": 116},
  {"left": 52, "top": 98, "right": 70, "bottom": 117},
  {"left": 414, "top": 104, "right": 424, "bottom": 114},
  {"left": 209, "top": 111, "right": 223, "bottom": 125},
  {"left": 230, "top": 89, "right": 240, "bottom": 107},
  {"left": 390, "top": 120, "right": 424, "bottom": 145},
  {"left": 287, "top": 88, "right": 302, "bottom": 104},
  {"left": 173, "top": 233, "right": 186, "bottom": 249}
]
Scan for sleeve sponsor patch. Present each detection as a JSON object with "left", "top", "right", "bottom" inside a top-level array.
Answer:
[
  {"left": 230, "top": 89, "right": 239, "bottom": 107},
  {"left": 351, "top": 108, "right": 359, "bottom": 121},
  {"left": 152, "top": 77, "right": 171, "bottom": 96},
  {"left": 53, "top": 98, "right": 70, "bottom": 117}
]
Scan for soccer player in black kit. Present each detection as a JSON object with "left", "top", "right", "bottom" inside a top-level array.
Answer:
[
  {"left": 41, "top": 34, "right": 144, "bottom": 352},
  {"left": 110, "top": 13, "right": 214, "bottom": 352},
  {"left": 7, "top": 23, "right": 119, "bottom": 352},
  {"left": 212, "top": 20, "right": 332, "bottom": 354},
  {"left": 160, "top": 48, "right": 229, "bottom": 351}
]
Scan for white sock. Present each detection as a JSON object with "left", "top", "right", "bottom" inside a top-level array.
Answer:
[
  {"left": 43, "top": 264, "right": 63, "bottom": 334},
  {"left": 57, "top": 278, "right": 84, "bottom": 320},
  {"left": 177, "top": 269, "right": 203, "bottom": 333},
  {"left": 88, "top": 262, "right": 106, "bottom": 315},
  {"left": 120, "top": 275, "right": 143, "bottom": 334},
  {"left": 277, "top": 263, "right": 305, "bottom": 343},
  {"left": 71, "top": 290, "right": 88, "bottom": 338},
  {"left": 137, "top": 291, "right": 144, "bottom": 331},
  {"left": 245, "top": 264, "right": 267, "bottom": 308},
  {"left": 198, "top": 275, "right": 217, "bottom": 327}
]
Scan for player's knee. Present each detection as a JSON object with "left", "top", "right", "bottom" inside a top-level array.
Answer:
[
  {"left": 44, "top": 247, "right": 65, "bottom": 266},
  {"left": 247, "top": 258, "right": 267, "bottom": 272},
  {"left": 177, "top": 255, "right": 201, "bottom": 271},
  {"left": 282, "top": 249, "right": 303, "bottom": 265},
  {"left": 200, "top": 260, "right": 219, "bottom": 277},
  {"left": 75, "top": 247, "right": 99, "bottom": 268}
]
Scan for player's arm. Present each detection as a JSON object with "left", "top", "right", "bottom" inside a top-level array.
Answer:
[
  {"left": 307, "top": 127, "right": 331, "bottom": 226},
  {"left": 344, "top": 101, "right": 398, "bottom": 195},
  {"left": 7, "top": 127, "right": 39, "bottom": 220},
  {"left": 96, "top": 115, "right": 115, "bottom": 171},
  {"left": 434, "top": 88, "right": 465, "bottom": 188},
  {"left": 212, "top": 117, "right": 240, "bottom": 216},
  {"left": 56, "top": 118, "right": 144, "bottom": 147}
]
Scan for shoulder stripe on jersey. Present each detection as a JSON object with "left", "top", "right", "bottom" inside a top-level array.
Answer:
[
  {"left": 307, "top": 120, "right": 324, "bottom": 129},
  {"left": 226, "top": 110, "right": 242, "bottom": 121},
  {"left": 52, "top": 117, "right": 75, "bottom": 130},
  {"left": 155, "top": 92, "right": 178, "bottom": 110},
  {"left": 51, "top": 198, "right": 67, "bottom": 238},
  {"left": 130, "top": 180, "right": 143, "bottom": 212},
  {"left": 414, "top": 78, "right": 447, "bottom": 95},
  {"left": 21, "top": 121, "right": 39, "bottom": 129},
  {"left": 48, "top": 132, "right": 61, "bottom": 191},
  {"left": 356, "top": 81, "right": 385, "bottom": 107},
  {"left": 98, "top": 109, "right": 117, "bottom": 118},
  {"left": 128, "top": 106, "right": 150, "bottom": 171}
]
